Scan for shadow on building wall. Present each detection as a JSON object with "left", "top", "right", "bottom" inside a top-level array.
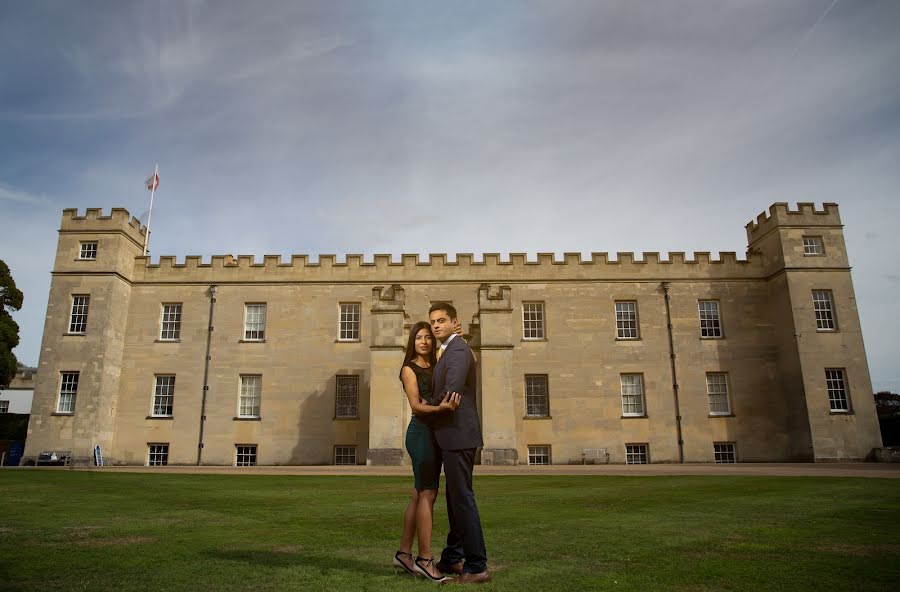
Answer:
[{"left": 290, "top": 372, "right": 369, "bottom": 465}]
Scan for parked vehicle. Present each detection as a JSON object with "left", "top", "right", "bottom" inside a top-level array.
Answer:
[{"left": 36, "top": 450, "right": 71, "bottom": 466}]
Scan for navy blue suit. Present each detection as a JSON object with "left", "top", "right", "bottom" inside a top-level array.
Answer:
[{"left": 432, "top": 335, "right": 487, "bottom": 573}]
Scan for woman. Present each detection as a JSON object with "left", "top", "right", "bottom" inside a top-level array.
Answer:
[{"left": 393, "top": 321, "right": 460, "bottom": 582}]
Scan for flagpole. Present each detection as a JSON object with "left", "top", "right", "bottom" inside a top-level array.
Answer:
[{"left": 143, "top": 163, "right": 158, "bottom": 256}]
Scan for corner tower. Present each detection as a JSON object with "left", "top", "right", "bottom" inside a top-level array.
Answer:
[
  {"left": 746, "top": 203, "right": 881, "bottom": 460},
  {"left": 24, "top": 208, "right": 145, "bottom": 464}
]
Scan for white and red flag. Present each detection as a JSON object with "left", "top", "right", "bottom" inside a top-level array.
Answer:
[{"left": 145, "top": 170, "right": 160, "bottom": 192}]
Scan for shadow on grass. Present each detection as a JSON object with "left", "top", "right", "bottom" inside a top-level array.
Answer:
[{"left": 208, "top": 549, "right": 378, "bottom": 576}]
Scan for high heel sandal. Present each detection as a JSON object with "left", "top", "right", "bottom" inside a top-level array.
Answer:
[
  {"left": 413, "top": 556, "right": 452, "bottom": 583},
  {"left": 393, "top": 550, "right": 417, "bottom": 576}
]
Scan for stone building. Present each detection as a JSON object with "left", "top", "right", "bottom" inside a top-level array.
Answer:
[
  {"left": 1, "top": 366, "right": 35, "bottom": 415},
  {"left": 22, "top": 203, "right": 882, "bottom": 466}
]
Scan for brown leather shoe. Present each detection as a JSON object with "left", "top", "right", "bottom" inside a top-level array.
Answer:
[
  {"left": 435, "top": 560, "right": 464, "bottom": 575},
  {"left": 442, "top": 570, "right": 490, "bottom": 585}
]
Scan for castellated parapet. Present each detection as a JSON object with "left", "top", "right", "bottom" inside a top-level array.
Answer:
[
  {"left": 53, "top": 208, "right": 790, "bottom": 283},
  {"left": 61, "top": 207, "right": 147, "bottom": 245},
  {"left": 745, "top": 202, "right": 841, "bottom": 245}
]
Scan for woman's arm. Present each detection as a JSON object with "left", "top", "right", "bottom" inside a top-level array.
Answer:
[{"left": 401, "top": 366, "right": 459, "bottom": 414}]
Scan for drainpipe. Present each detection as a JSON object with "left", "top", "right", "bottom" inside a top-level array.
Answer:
[
  {"left": 197, "top": 284, "right": 217, "bottom": 465},
  {"left": 662, "top": 282, "right": 685, "bottom": 463}
]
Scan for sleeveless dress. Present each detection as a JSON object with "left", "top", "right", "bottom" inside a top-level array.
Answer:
[{"left": 403, "top": 362, "right": 441, "bottom": 491}]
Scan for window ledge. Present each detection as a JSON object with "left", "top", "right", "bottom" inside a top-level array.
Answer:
[
  {"left": 829, "top": 410, "right": 854, "bottom": 416},
  {"left": 233, "top": 416, "right": 262, "bottom": 421},
  {"left": 615, "top": 337, "right": 642, "bottom": 342},
  {"left": 74, "top": 258, "right": 97, "bottom": 262},
  {"left": 51, "top": 412, "right": 75, "bottom": 417},
  {"left": 521, "top": 338, "right": 548, "bottom": 342},
  {"left": 621, "top": 415, "right": 648, "bottom": 419},
  {"left": 700, "top": 336, "right": 725, "bottom": 340},
  {"left": 708, "top": 413, "right": 735, "bottom": 418},
  {"left": 239, "top": 339, "right": 267, "bottom": 343},
  {"left": 335, "top": 339, "right": 362, "bottom": 343},
  {"left": 815, "top": 329, "right": 839, "bottom": 333},
  {"left": 523, "top": 415, "right": 552, "bottom": 420},
  {"left": 146, "top": 415, "right": 174, "bottom": 420},
  {"left": 63, "top": 333, "right": 86, "bottom": 337},
  {"left": 154, "top": 339, "right": 181, "bottom": 343},
  {"left": 334, "top": 416, "right": 360, "bottom": 421}
]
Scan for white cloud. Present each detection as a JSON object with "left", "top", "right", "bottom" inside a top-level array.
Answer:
[{"left": 0, "top": 183, "right": 50, "bottom": 205}]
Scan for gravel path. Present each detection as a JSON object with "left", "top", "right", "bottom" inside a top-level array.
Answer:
[{"left": 18, "top": 462, "right": 900, "bottom": 478}]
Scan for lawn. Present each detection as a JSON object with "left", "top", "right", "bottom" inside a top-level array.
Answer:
[{"left": 0, "top": 471, "right": 898, "bottom": 591}]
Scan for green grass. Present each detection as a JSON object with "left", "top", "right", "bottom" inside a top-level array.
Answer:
[{"left": 0, "top": 472, "right": 898, "bottom": 591}]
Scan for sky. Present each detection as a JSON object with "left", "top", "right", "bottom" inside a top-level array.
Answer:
[{"left": 0, "top": 1, "right": 898, "bottom": 391}]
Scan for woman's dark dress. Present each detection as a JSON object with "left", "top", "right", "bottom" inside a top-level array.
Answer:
[{"left": 403, "top": 362, "right": 441, "bottom": 491}]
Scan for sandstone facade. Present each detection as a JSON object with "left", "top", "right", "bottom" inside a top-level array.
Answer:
[{"left": 23, "top": 203, "right": 882, "bottom": 465}]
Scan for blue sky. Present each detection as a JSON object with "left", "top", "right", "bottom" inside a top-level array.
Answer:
[{"left": 1, "top": 1, "right": 898, "bottom": 391}]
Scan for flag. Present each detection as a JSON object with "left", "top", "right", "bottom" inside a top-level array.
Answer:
[{"left": 145, "top": 170, "right": 160, "bottom": 192}]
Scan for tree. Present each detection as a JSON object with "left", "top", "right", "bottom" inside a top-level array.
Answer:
[
  {"left": 875, "top": 391, "right": 900, "bottom": 417},
  {"left": 0, "top": 259, "right": 23, "bottom": 389}
]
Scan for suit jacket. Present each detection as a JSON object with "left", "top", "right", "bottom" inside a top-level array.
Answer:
[{"left": 432, "top": 336, "right": 483, "bottom": 451}]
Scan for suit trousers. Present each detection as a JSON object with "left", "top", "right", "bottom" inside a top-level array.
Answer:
[{"left": 439, "top": 448, "right": 488, "bottom": 574}]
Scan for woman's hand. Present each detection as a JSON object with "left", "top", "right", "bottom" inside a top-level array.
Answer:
[{"left": 438, "top": 392, "right": 461, "bottom": 411}]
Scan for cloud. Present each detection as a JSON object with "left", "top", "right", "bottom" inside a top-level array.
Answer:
[
  {"left": 227, "top": 36, "right": 355, "bottom": 82},
  {"left": 0, "top": 183, "right": 50, "bottom": 205}
]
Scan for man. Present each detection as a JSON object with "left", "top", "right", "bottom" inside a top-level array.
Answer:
[{"left": 429, "top": 302, "right": 490, "bottom": 584}]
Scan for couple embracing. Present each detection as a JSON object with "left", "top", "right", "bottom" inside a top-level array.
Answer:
[{"left": 392, "top": 303, "right": 490, "bottom": 585}]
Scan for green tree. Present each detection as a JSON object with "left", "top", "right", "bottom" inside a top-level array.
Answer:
[
  {"left": 0, "top": 259, "right": 23, "bottom": 389},
  {"left": 874, "top": 391, "right": 900, "bottom": 418}
]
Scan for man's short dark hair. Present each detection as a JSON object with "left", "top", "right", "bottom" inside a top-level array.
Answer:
[{"left": 429, "top": 302, "right": 457, "bottom": 320}]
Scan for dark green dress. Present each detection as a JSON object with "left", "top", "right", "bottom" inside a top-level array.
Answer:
[{"left": 403, "top": 362, "right": 441, "bottom": 491}]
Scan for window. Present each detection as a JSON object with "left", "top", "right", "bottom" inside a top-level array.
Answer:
[
  {"left": 714, "top": 443, "right": 736, "bottom": 463},
  {"left": 335, "top": 375, "right": 359, "bottom": 418},
  {"left": 615, "top": 301, "right": 639, "bottom": 339},
  {"left": 812, "top": 290, "right": 837, "bottom": 331},
  {"left": 334, "top": 446, "right": 357, "bottom": 465},
  {"left": 148, "top": 444, "right": 169, "bottom": 466},
  {"left": 620, "top": 374, "right": 645, "bottom": 417},
  {"left": 57, "top": 372, "right": 79, "bottom": 413},
  {"left": 69, "top": 296, "right": 89, "bottom": 334},
  {"left": 79, "top": 241, "right": 97, "bottom": 260},
  {"left": 152, "top": 375, "right": 175, "bottom": 416},
  {"left": 244, "top": 303, "right": 266, "bottom": 340},
  {"left": 160, "top": 303, "right": 182, "bottom": 340},
  {"left": 0, "top": 401, "right": 9, "bottom": 413},
  {"left": 826, "top": 369, "right": 850, "bottom": 412},
  {"left": 803, "top": 236, "right": 825, "bottom": 255},
  {"left": 239, "top": 375, "right": 262, "bottom": 418},
  {"left": 522, "top": 302, "right": 545, "bottom": 339},
  {"left": 528, "top": 445, "right": 551, "bottom": 465},
  {"left": 706, "top": 373, "right": 731, "bottom": 415},
  {"left": 235, "top": 445, "right": 257, "bottom": 467},
  {"left": 625, "top": 444, "right": 648, "bottom": 465},
  {"left": 698, "top": 300, "right": 723, "bottom": 338},
  {"left": 525, "top": 375, "right": 550, "bottom": 417},
  {"left": 338, "top": 303, "right": 360, "bottom": 341}
]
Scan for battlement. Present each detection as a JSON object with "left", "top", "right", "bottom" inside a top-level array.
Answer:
[
  {"left": 137, "top": 250, "right": 751, "bottom": 269},
  {"left": 128, "top": 250, "right": 761, "bottom": 284},
  {"left": 55, "top": 203, "right": 853, "bottom": 283},
  {"left": 61, "top": 208, "right": 147, "bottom": 243},
  {"left": 746, "top": 202, "right": 841, "bottom": 244}
]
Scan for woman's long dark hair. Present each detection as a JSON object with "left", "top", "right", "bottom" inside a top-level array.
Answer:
[{"left": 402, "top": 321, "right": 437, "bottom": 370}]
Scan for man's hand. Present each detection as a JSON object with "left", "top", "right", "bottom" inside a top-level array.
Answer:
[
  {"left": 438, "top": 392, "right": 461, "bottom": 411},
  {"left": 453, "top": 321, "right": 464, "bottom": 337}
]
